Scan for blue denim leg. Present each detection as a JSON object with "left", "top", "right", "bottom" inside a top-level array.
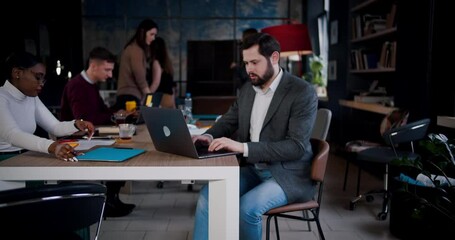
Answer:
[
  {"left": 239, "top": 167, "right": 287, "bottom": 240},
  {"left": 193, "top": 183, "right": 208, "bottom": 240},
  {"left": 193, "top": 166, "right": 288, "bottom": 240}
]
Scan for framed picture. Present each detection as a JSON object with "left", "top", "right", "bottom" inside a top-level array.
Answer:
[
  {"left": 330, "top": 20, "right": 338, "bottom": 45},
  {"left": 328, "top": 60, "right": 337, "bottom": 80}
]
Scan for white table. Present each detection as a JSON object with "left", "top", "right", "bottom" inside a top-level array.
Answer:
[{"left": 0, "top": 126, "right": 239, "bottom": 240}]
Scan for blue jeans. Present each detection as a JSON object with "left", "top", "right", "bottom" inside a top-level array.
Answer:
[{"left": 193, "top": 165, "right": 288, "bottom": 240}]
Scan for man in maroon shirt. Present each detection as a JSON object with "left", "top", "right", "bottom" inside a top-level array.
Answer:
[
  {"left": 60, "top": 47, "right": 135, "bottom": 218},
  {"left": 60, "top": 47, "right": 124, "bottom": 124}
]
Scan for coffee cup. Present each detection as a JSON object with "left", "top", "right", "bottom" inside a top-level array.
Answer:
[
  {"left": 118, "top": 123, "right": 136, "bottom": 140},
  {"left": 111, "top": 112, "right": 127, "bottom": 125}
]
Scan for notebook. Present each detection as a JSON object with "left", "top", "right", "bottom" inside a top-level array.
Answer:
[
  {"left": 140, "top": 107, "right": 239, "bottom": 159},
  {"left": 77, "top": 147, "right": 146, "bottom": 162}
]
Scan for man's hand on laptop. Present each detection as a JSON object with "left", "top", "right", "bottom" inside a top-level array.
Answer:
[
  {"left": 209, "top": 137, "right": 244, "bottom": 153},
  {"left": 192, "top": 135, "right": 212, "bottom": 146}
]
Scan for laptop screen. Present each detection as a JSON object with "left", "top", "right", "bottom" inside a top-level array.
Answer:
[
  {"left": 140, "top": 107, "right": 239, "bottom": 159},
  {"left": 143, "top": 92, "right": 163, "bottom": 108}
]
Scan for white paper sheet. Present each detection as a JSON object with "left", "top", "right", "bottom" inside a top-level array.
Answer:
[{"left": 75, "top": 140, "right": 116, "bottom": 151}]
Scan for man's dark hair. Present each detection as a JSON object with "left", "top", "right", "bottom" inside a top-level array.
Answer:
[
  {"left": 242, "top": 32, "right": 281, "bottom": 58},
  {"left": 86, "top": 47, "right": 116, "bottom": 69},
  {"left": 89, "top": 47, "right": 116, "bottom": 63},
  {"left": 242, "top": 28, "right": 258, "bottom": 41}
]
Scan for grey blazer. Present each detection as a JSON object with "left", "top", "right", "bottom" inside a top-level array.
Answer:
[{"left": 206, "top": 71, "right": 318, "bottom": 203}]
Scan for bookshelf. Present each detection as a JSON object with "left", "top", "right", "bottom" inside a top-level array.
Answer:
[
  {"left": 350, "top": 0, "right": 397, "bottom": 72},
  {"left": 338, "top": 0, "right": 400, "bottom": 144},
  {"left": 344, "top": 0, "right": 398, "bottom": 113}
]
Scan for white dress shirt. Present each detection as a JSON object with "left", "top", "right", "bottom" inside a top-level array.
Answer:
[{"left": 243, "top": 68, "right": 283, "bottom": 157}]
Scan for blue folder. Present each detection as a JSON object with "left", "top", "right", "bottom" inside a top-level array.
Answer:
[{"left": 77, "top": 147, "right": 146, "bottom": 162}]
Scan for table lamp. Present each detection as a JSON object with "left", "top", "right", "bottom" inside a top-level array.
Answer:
[{"left": 261, "top": 23, "right": 313, "bottom": 57}]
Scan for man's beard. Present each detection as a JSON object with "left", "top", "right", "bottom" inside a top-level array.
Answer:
[{"left": 250, "top": 59, "right": 274, "bottom": 87}]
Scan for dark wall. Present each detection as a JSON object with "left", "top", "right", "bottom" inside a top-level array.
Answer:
[
  {"left": 0, "top": 0, "right": 83, "bottom": 107},
  {"left": 187, "top": 40, "right": 236, "bottom": 96},
  {"left": 431, "top": 1, "right": 455, "bottom": 118},
  {"left": 326, "top": 0, "right": 350, "bottom": 144}
]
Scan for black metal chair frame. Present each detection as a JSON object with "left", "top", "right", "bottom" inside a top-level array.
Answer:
[
  {"left": 0, "top": 182, "right": 107, "bottom": 239},
  {"left": 348, "top": 118, "right": 431, "bottom": 220}
]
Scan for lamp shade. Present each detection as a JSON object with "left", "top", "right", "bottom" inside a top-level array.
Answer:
[{"left": 261, "top": 24, "right": 312, "bottom": 57}]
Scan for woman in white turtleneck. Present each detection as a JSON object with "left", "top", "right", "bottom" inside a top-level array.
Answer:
[{"left": 0, "top": 51, "right": 95, "bottom": 162}]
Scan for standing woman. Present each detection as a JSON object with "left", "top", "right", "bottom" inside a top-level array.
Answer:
[
  {"left": 115, "top": 19, "right": 158, "bottom": 109},
  {"left": 0, "top": 51, "right": 95, "bottom": 162},
  {"left": 150, "top": 36, "right": 176, "bottom": 108}
]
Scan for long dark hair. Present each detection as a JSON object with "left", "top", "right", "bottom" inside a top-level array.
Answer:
[
  {"left": 124, "top": 19, "right": 158, "bottom": 51},
  {"left": 151, "top": 37, "right": 173, "bottom": 75}
]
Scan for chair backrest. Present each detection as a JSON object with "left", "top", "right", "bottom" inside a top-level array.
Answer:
[
  {"left": 0, "top": 182, "right": 106, "bottom": 238},
  {"left": 383, "top": 118, "right": 431, "bottom": 146},
  {"left": 311, "top": 108, "right": 332, "bottom": 141},
  {"left": 310, "top": 138, "right": 330, "bottom": 182}
]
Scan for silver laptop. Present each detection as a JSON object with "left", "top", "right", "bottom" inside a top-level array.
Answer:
[{"left": 140, "top": 107, "right": 239, "bottom": 159}]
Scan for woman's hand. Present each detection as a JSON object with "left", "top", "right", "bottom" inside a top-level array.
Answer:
[
  {"left": 74, "top": 119, "right": 95, "bottom": 138},
  {"left": 49, "top": 142, "right": 80, "bottom": 162}
]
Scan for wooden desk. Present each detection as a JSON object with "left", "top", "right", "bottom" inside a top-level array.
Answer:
[
  {"left": 437, "top": 116, "right": 455, "bottom": 129},
  {"left": 0, "top": 125, "right": 239, "bottom": 240},
  {"left": 339, "top": 99, "right": 397, "bottom": 115}
]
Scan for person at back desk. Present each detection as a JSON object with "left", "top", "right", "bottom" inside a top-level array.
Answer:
[
  {"left": 59, "top": 47, "right": 136, "bottom": 218},
  {"left": 60, "top": 47, "right": 131, "bottom": 125},
  {"left": 192, "top": 32, "right": 318, "bottom": 240},
  {"left": 0, "top": 51, "right": 95, "bottom": 162},
  {"left": 149, "top": 36, "right": 176, "bottom": 108},
  {"left": 114, "top": 18, "right": 158, "bottom": 110}
]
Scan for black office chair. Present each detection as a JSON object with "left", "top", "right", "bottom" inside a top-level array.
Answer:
[
  {"left": 349, "top": 118, "right": 431, "bottom": 220},
  {"left": 0, "top": 182, "right": 107, "bottom": 239},
  {"left": 264, "top": 138, "right": 330, "bottom": 240}
]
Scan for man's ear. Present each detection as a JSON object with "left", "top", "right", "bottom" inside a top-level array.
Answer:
[{"left": 271, "top": 51, "right": 280, "bottom": 64}]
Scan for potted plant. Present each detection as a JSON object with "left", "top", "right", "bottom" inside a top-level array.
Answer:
[
  {"left": 303, "top": 56, "right": 327, "bottom": 97},
  {"left": 389, "top": 133, "right": 455, "bottom": 239}
]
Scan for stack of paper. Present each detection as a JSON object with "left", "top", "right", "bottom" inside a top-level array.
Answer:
[{"left": 97, "top": 126, "right": 119, "bottom": 134}]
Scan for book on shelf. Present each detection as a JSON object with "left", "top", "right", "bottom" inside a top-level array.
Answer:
[
  {"left": 378, "top": 41, "right": 396, "bottom": 68},
  {"left": 363, "top": 17, "right": 387, "bottom": 36},
  {"left": 352, "top": 13, "right": 388, "bottom": 39},
  {"left": 386, "top": 3, "right": 397, "bottom": 28},
  {"left": 351, "top": 48, "right": 379, "bottom": 70}
]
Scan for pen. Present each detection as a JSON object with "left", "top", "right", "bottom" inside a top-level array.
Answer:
[
  {"left": 83, "top": 136, "right": 113, "bottom": 140},
  {"left": 87, "top": 131, "right": 94, "bottom": 141}
]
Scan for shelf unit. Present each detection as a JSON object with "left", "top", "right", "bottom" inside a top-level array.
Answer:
[
  {"left": 339, "top": 99, "right": 397, "bottom": 115},
  {"left": 344, "top": 0, "right": 398, "bottom": 113},
  {"left": 338, "top": 0, "right": 401, "bottom": 144}
]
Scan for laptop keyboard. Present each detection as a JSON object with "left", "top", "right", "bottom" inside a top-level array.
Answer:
[{"left": 196, "top": 145, "right": 231, "bottom": 156}]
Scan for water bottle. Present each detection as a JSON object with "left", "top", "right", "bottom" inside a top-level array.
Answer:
[{"left": 184, "top": 92, "right": 193, "bottom": 124}]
